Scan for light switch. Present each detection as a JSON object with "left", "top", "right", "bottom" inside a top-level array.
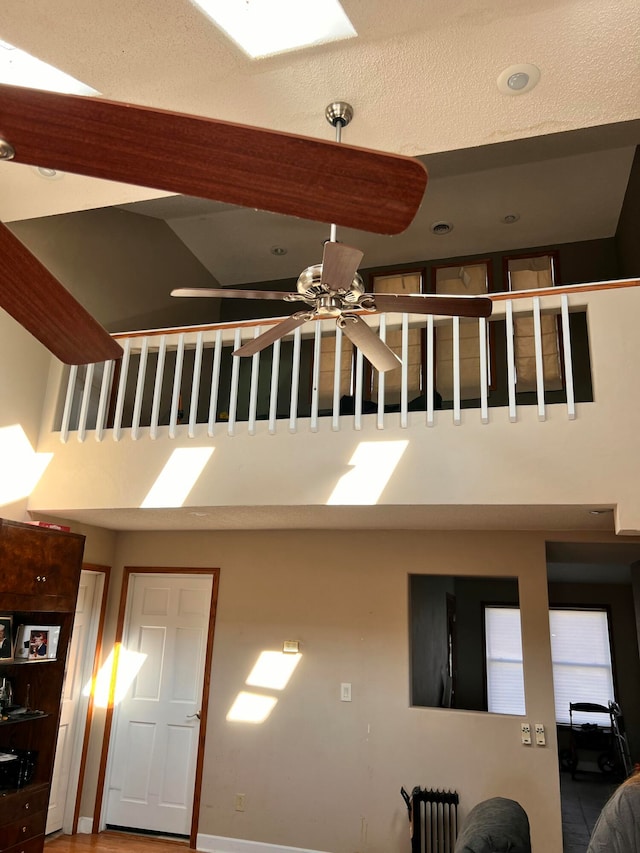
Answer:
[
  {"left": 535, "top": 723, "right": 546, "bottom": 746},
  {"left": 521, "top": 722, "right": 532, "bottom": 745},
  {"left": 341, "top": 682, "right": 352, "bottom": 702}
]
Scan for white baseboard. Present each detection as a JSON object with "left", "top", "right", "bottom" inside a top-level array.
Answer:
[
  {"left": 196, "top": 834, "right": 331, "bottom": 853},
  {"left": 77, "top": 817, "right": 94, "bottom": 834}
]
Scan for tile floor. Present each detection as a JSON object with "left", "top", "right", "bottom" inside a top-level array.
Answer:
[{"left": 560, "top": 771, "right": 618, "bottom": 853}]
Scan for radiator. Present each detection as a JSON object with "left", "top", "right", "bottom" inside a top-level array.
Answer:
[{"left": 401, "top": 787, "right": 459, "bottom": 853}]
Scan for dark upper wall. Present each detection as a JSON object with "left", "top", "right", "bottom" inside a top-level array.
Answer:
[{"left": 616, "top": 146, "right": 640, "bottom": 278}]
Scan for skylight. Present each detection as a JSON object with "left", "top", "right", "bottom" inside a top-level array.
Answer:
[
  {"left": 0, "top": 39, "right": 98, "bottom": 95},
  {"left": 192, "top": 0, "right": 357, "bottom": 59}
]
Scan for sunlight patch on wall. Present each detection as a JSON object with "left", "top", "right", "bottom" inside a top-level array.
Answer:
[
  {"left": 226, "top": 691, "right": 278, "bottom": 724},
  {"left": 85, "top": 643, "right": 147, "bottom": 709},
  {"left": 227, "top": 649, "right": 303, "bottom": 723},
  {"left": 246, "top": 651, "right": 301, "bottom": 691},
  {"left": 327, "top": 440, "right": 408, "bottom": 505},
  {"left": 141, "top": 447, "right": 214, "bottom": 508},
  {"left": 0, "top": 424, "right": 53, "bottom": 506}
]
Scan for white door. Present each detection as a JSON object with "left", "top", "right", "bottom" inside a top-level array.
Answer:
[
  {"left": 47, "top": 570, "right": 102, "bottom": 834},
  {"left": 105, "top": 573, "right": 213, "bottom": 836}
]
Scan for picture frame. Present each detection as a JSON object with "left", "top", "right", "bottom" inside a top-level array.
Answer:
[
  {"left": 0, "top": 616, "right": 13, "bottom": 662},
  {"left": 14, "top": 625, "right": 60, "bottom": 661}
]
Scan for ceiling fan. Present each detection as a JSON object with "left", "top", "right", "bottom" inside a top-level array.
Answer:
[
  {"left": 172, "top": 104, "right": 492, "bottom": 372},
  {"left": 0, "top": 85, "right": 428, "bottom": 365}
]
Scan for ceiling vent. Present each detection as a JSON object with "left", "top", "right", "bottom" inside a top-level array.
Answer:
[{"left": 431, "top": 221, "right": 453, "bottom": 235}]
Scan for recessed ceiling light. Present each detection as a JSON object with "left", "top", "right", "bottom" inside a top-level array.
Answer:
[
  {"left": 0, "top": 38, "right": 98, "bottom": 95},
  {"left": 431, "top": 221, "right": 453, "bottom": 235},
  {"left": 192, "top": 0, "right": 357, "bottom": 59},
  {"left": 589, "top": 509, "right": 612, "bottom": 516},
  {"left": 497, "top": 64, "right": 541, "bottom": 96},
  {"left": 502, "top": 213, "right": 520, "bottom": 224},
  {"left": 33, "top": 166, "right": 64, "bottom": 180},
  {"left": 271, "top": 246, "right": 288, "bottom": 256}
]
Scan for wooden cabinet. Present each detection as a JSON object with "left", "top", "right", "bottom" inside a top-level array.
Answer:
[{"left": 0, "top": 519, "right": 84, "bottom": 853}]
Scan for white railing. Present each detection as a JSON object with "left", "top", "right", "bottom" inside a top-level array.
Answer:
[{"left": 55, "top": 279, "right": 639, "bottom": 443}]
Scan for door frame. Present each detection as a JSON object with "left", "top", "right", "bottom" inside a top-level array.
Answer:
[{"left": 93, "top": 566, "right": 220, "bottom": 849}]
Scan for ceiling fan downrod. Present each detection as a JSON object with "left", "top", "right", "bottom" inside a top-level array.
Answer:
[{"left": 324, "top": 102, "right": 353, "bottom": 244}]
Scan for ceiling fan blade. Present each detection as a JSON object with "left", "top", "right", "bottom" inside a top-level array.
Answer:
[
  {"left": 172, "top": 287, "right": 294, "bottom": 301},
  {"left": 339, "top": 314, "right": 401, "bottom": 372},
  {"left": 321, "top": 242, "right": 364, "bottom": 291},
  {"left": 0, "top": 223, "right": 123, "bottom": 365},
  {"left": 368, "top": 293, "right": 493, "bottom": 318},
  {"left": 233, "top": 313, "right": 311, "bottom": 357},
  {"left": 0, "top": 84, "right": 427, "bottom": 235}
]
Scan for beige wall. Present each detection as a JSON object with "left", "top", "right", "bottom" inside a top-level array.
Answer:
[
  {"left": 28, "top": 287, "right": 640, "bottom": 534},
  {"left": 0, "top": 312, "right": 53, "bottom": 521},
  {"left": 77, "top": 527, "right": 562, "bottom": 853}
]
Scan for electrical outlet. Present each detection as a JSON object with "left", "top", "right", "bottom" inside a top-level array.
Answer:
[
  {"left": 521, "top": 723, "right": 532, "bottom": 745},
  {"left": 535, "top": 723, "right": 546, "bottom": 746},
  {"left": 234, "top": 793, "right": 246, "bottom": 812}
]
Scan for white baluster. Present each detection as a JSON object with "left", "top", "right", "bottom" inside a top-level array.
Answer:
[
  {"left": 131, "top": 337, "right": 149, "bottom": 440},
  {"left": 60, "top": 365, "right": 78, "bottom": 444},
  {"left": 289, "top": 326, "right": 302, "bottom": 433},
  {"left": 377, "top": 315, "right": 386, "bottom": 430},
  {"left": 150, "top": 335, "right": 167, "bottom": 440},
  {"left": 479, "top": 317, "right": 489, "bottom": 424},
  {"left": 268, "top": 337, "right": 281, "bottom": 435},
  {"left": 77, "top": 363, "right": 95, "bottom": 443},
  {"left": 533, "top": 296, "right": 546, "bottom": 421},
  {"left": 248, "top": 328, "right": 261, "bottom": 436},
  {"left": 426, "top": 315, "right": 434, "bottom": 427},
  {"left": 332, "top": 323, "right": 343, "bottom": 432},
  {"left": 400, "top": 313, "right": 409, "bottom": 429},
  {"left": 113, "top": 337, "right": 132, "bottom": 442},
  {"left": 561, "top": 294, "right": 576, "bottom": 420},
  {"left": 169, "top": 333, "right": 185, "bottom": 439},
  {"left": 354, "top": 345, "right": 363, "bottom": 431},
  {"left": 506, "top": 301, "right": 517, "bottom": 422},
  {"left": 310, "top": 321, "right": 321, "bottom": 432},
  {"left": 227, "top": 328, "right": 242, "bottom": 436},
  {"left": 188, "top": 331, "right": 204, "bottom": 438},
  {"left": 207, "top": 330, "right": 222, "bottom": 437},
  {"left": 453, "top": 317, "right": 461, "bottom": 425},
  {"left": 95, "top": 360, "right": 114, "bottom": 442}
]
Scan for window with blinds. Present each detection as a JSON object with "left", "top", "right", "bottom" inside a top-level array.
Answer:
[
  {"left": 484, "top": 606, "right": 526, "bottom": 715},
  {"left": 506, "top": 254, "right": 563, "bottom": 393},
  {"left": 370, "top": 271, "right": 423, "bottom": 405},
  {"left": 549, "top": 608, "right": 615, "bottom": 726},
  {"left": 433, "top": 262, "right": 490, "bottom": 402},
  {"left": 485, "top": 606, "right": 615, "bottom": 724}
]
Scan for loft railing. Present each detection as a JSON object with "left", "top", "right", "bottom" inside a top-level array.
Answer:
[{"left": 55, "top": 279, "right": 638, "bottom": 442}]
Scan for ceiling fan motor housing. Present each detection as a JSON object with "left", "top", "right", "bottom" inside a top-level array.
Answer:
[{"left": 296, "top": 264, "right": 364, "bottom": 304}]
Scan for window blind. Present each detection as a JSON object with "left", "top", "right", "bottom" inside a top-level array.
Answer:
[
  {"left": 485, "top": 606, "right": 525, "bottom": 715},
  {"left": 549, "top": 608, "right": 614, "bottom": 726}
]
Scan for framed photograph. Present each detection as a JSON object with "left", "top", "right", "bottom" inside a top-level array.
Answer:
[
  {"left": 0, "top": 616, "right": 13, "bottom": 662},
  {"left": 14, "top": 625, "right": 60, "bottom": 661}
]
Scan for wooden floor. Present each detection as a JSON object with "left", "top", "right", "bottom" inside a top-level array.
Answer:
[{"left": 46, "top": 832, "right": 192, "bottom": 852}]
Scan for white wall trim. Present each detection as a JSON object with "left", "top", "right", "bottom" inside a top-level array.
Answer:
[
  {"left": 77, "top": 816, "right": 94, "bottom": 834},
  {"left": 196, "top": 834, "right": 331, "bottom": 853}
]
